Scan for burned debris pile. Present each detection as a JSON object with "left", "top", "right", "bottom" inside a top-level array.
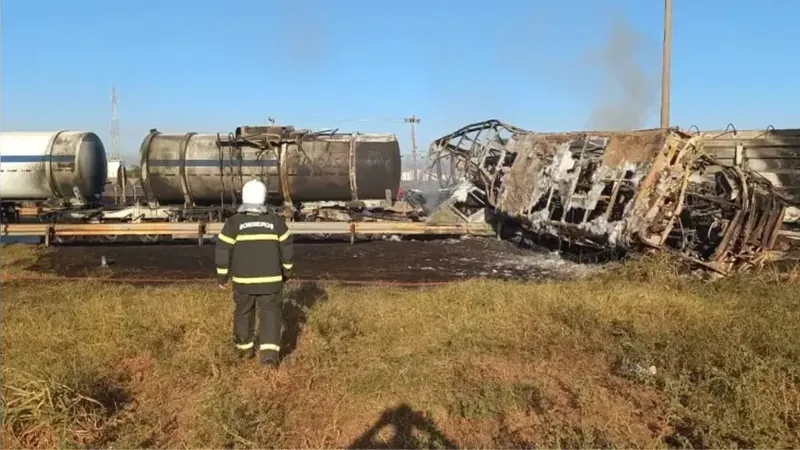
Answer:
[{"left": 427, "top": 119, "right": 788, "bottom": 275}]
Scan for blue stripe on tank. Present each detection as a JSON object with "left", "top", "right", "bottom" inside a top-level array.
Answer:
[
  {"left": 0, "top": 155, "right": 75, "bottom": 163},
  {"left": 0, "top": 156, "right": 282, "bottom": 168},
  {"left": 148, "top": 159, "right": 280, "bottom": 168}
]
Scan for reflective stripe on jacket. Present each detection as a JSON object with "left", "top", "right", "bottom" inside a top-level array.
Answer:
[{"left": 214, "top": 211, "right": 294, "bottom": 294}]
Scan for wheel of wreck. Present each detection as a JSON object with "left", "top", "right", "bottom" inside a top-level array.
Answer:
[{"left": 139, "top": 234, "right": 160, "bottom": 243}]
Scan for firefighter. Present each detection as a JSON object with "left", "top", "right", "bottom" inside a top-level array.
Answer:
[{"left": 214, "top": 179, "right": 294, "bottom": 368}]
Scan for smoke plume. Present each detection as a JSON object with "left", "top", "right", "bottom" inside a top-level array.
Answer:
[{"left": 583, "top": 16, "right": 659, "bottom": 130}]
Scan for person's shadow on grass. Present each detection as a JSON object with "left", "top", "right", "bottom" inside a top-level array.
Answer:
[
  {"left": 347, "top": 403, "right": 459, "bottom": 449},
  {"left": 280, "top": 281, "right": 328, "bottom": 361}
]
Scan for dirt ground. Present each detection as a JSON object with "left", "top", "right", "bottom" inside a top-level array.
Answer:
[{"left": 23, "top": 236, "right": 603, "bottom": 283}]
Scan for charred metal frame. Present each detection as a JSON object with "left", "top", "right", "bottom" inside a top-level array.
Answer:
[
  {"left": 428, "top": 119, "right": 788, "bottom": 275},
  {"left": 689, "top": 124, "right": 800, "bottom": 227}
]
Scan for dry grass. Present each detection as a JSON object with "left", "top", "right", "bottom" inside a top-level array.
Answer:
[
  {"left": 0, "top": 243, "right": 47, "bottom": 277},
  {"left": 1, "top": 244, "right": 799, "bottom": 448}
]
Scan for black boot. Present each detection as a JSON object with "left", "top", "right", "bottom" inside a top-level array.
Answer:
[
  {"left": 260, "top": 354, "right": 279, "bottom": 369},
  {"left": 235, "top": 346, "right": 255, "bottom": 360}
]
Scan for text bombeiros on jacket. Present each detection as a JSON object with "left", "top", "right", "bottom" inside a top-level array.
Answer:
[{"left": 214, "top": 212, "right": 294, "bottom": 295}]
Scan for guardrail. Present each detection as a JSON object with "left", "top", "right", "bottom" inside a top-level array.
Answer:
[{"left": 0, "top": 221, "right": 496, "bottom": 246}]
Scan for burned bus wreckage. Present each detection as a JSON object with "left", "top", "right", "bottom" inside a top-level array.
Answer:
[{"left": 425, "top": 120, "right": 788, "bottom": 275}]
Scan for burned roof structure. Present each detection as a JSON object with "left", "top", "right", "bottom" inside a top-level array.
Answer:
[{"left": 428, "top": 119, "right": 788, "bottom": 275}]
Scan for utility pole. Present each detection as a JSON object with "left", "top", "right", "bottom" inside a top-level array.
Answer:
[
  {"left": 110, "top": 85, "right": 120, "bottom": 160},
  {"left": 0, "top": 0, "right": 3, "bottom": 137},
  {"left": 660, "top": 0, "right": 673, "bottom": 129},
  {"left": 404, "top": 115, "right": 421, "bottom": 182}
]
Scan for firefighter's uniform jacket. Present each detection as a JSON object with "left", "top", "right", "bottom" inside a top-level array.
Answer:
[{"left": 214, "top": 211, "right": 294, "bottom": 295}]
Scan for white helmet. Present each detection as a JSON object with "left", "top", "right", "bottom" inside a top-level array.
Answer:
[{"left": 241, "top": 179, "right": 267, "bottom": 205}]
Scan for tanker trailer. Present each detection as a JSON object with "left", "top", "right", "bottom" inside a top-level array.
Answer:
[
  {"left": 0, "top": 131, "right": 108, "bottom": 206},
  {"left": 696, "top": 127, "right": 800, "bottom": 226},
  {"left": 138, "top": 125, "right": 402, "bottom": 207}
]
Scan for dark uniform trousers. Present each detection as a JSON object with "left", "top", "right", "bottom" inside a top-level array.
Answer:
[{"left": 233, "top": 290, "right": 282, "bottom": 360}]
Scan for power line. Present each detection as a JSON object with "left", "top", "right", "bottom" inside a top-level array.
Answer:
[{"left": 275, "top": 115, "right": 410, "bottom": 124}]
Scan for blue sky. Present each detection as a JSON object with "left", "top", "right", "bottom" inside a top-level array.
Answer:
[{"left": 2, "top": 0, "right": 799, "bottom": 164}]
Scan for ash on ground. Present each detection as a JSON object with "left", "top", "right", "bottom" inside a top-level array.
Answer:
[
  {"left": 388, "top": 235, "right": 606, "bottom": 281},
  {"left": 485, "top": 251, "right": 604, "bottom": 280},
  {"left": 21, "top": 236, "right": 609, "bottom": 284}
]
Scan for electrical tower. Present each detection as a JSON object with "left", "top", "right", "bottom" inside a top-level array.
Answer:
[
  {"left": 403, "top": 115, "right": 420, "bottom": 182},
  {"left": 110, "top": 85, "right": 120, "bottom": 160}
]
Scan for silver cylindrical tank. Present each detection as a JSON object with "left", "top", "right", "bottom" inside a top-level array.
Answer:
[
  {"left": 0, "top": 131, "right": 108, "bottom": 203},
  {"left": 139, "top": 128, "right": 402, "bottom": 206}
]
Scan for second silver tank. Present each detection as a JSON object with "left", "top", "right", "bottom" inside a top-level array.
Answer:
[{"left": 139, "top": 126, "right": 402, "bottom": 206}]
